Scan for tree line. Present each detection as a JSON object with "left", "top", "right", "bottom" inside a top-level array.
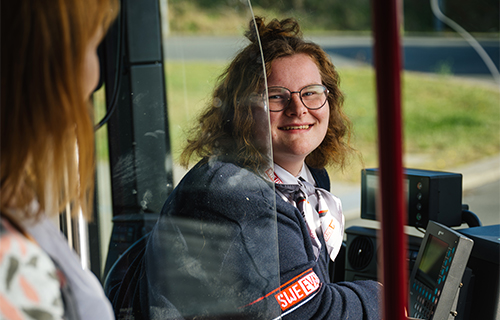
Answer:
[{"left": 171, "top": 0, "right": 498, "bottom": 33}]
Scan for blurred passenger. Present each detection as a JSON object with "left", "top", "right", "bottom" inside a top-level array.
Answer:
[
  {"left": 144, "top": 17, "right": 381, "bottom": 319},
  {"left": 1, "top": 1, "right": 118, "bottom": 319}
]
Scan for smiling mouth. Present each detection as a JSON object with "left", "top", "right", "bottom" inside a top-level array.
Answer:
[{"left": 279, "top": 125, "right": 312, "bottom": 130}]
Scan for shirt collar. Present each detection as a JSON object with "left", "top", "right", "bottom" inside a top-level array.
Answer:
[{"left": 273, "top": 163, "right": 316, "bottom": 187}]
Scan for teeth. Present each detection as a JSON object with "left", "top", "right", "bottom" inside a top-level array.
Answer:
[{"left": 281, "top": 125, "right": 310, "bottom": 130}]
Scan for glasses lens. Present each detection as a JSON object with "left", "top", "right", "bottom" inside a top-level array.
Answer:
[
  {"left": 267, "top": 87, "right": 290, "bottom": 111},
  {"left": 300, "top": 85, "right": 327, "bottom": 110},
  {"left": 266, "top": 85, "right": 327, "bottom": 111}
]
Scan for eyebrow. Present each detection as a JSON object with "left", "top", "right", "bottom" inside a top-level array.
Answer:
[{"left": 267, "top": 83, "right": 322, "bottom": 89}]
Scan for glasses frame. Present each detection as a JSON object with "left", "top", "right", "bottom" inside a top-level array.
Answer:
[{"left": 266, "top": 84, "right": 329, "bottom": 112}]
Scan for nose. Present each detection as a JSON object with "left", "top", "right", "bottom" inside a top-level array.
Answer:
[{"left": 285, "top": 92, "right": 308, "bottom": 117}]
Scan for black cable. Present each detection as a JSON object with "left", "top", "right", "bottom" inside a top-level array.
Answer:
[
  {"left": 94, "top": 2, "right": 125, "bottom": 131},
  {"left": 462, "top": 209, "right": 482, "bottom": 228}
]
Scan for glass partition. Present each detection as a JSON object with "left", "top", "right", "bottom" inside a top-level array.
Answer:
[
  {"left": 93, "top": 1, "right": 281, "bottom": 318},
  {"left": 145, "top": 3, "right": 280, "bottom": 318}
]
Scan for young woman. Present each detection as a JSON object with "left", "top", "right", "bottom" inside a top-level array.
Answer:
[
  {"left": 1, "top": 1, "right": 118, "bottom": 319},
  {"left": 143, "top": 17, "right": 382, "bottom": 319}
]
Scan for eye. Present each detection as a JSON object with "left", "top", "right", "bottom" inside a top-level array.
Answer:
[
  {"left": 269, "top": 94, "right": 285, "bottom": 100},
  {"left": 302, "top": 85, "right": 324, "bottom": 99},
  {"left": 267, "top": 88, "right": 288, "bottom": 101},
  {"left": 302, "top": 90, "right": 319, "bottom": 98}
]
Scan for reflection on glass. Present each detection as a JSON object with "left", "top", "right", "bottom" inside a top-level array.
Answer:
[
  {"left": 143, "top": 5, "right": 280, "bottom": 319},
  {"left": 145, "top": 90, "right": 277, "bottom": 319},
  {"left": 141, "top": 12, "right": 383, "bottom": 319}
]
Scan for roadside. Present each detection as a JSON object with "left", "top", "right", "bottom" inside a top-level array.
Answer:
[{"left": 450, "top": 153, "right": 500, "bottom": 191}]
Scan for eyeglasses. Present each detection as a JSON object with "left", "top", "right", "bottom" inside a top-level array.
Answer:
[{"left": 266, "top": 84, "right": 329, "bottom": 112}]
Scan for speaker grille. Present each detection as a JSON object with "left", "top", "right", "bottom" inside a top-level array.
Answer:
[{"left": 348, "top": 236, "right": 374, "bottom": 270}]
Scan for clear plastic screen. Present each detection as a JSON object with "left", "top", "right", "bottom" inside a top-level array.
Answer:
[{"left": 144, "top": 2, "right": 280, "bottom": 319}]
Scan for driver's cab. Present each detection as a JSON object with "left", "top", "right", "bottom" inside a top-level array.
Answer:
[{"left": 69, "top": 1, "right": 499, "bottom": 319}]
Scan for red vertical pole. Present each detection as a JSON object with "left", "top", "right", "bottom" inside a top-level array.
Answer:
[{"left": 371, "top": 0, "right": 408, "bottom": 319}]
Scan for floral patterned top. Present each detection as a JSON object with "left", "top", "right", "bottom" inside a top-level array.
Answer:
[{"left": 0, "top": 217, "right": 64, "bottom": 320}]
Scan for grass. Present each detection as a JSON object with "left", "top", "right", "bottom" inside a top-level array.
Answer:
[
  {"left": 93, "top": 62, "right": 500, "bottom": 183},
  {"left": 93, "top": 88, "right": 109, "bottom": 161},
  {"left": 333, "top": 68, "right": 500, "bottom": 182},
  {"left": 165, "top": 62, "right": 227, "bottom": 148},
  {"left": 166, "top": 2, "right": 302, "bottom": 36},
  {"left": 168, "top": 2, "right": 249, "bottom": 35}
]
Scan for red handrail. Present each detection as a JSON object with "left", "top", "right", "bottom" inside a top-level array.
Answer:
[{"left": 371, "top": 0, "right": 408, "bottom": 319}]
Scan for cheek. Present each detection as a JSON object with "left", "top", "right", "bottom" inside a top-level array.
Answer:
[
  {"left": 269, "top": 112, "right": 280, "bottom": 129},
  {"left": 316, "top": 107, "right": 330, "bottom": 142},
  {"left": 83, "top": 50, "right": 100, "bottom": 99},
  {"left": 316, "top": 105, "right": 330, "bottom": 128},
  {"left": 323, "top": 110, "right": 330, "bottom": 130},
  {"left": 252, "top": 106, "right": 270, "bottom": 138},
  {"left": 269, "top": 113, "right": 280, "bottom": 140}
]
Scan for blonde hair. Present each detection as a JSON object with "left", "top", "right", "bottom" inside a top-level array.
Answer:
[
  {"left": 180, "top": 17, "right": 353, "bottom": 172},
  {"left": 1, "top": 0, "right": 119, "bottom": 222}
]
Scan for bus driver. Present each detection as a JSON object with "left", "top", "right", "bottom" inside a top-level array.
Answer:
[{"left": 144, "top": 16, "right": 382, "bottom": 320}]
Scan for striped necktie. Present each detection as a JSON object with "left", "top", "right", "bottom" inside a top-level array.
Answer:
[{"left": 275, "top": 179, "right": 345, "bottom": 262}]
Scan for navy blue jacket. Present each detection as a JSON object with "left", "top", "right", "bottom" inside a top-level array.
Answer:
[{"left": 144, "top": 159, "right": 381, "bottom": 319}]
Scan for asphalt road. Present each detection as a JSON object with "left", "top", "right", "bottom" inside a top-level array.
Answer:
[
  {"left": 463, "top": 179, "right": 500, "bottom": 227},
  {"left": 313, "top": 36, "right": 499, "bottom": 78},
  {"left": 164, "top": 35, "right": 500, "bottom": 82}
]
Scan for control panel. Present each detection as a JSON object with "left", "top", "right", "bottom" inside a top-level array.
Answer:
[
  {"left": 409, "top": 221, "right": 473, "bottom": 319},
  {"left": 361, "top": 168, "right": 463, "bottom": 227}
]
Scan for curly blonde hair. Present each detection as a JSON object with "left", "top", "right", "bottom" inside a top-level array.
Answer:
[{"left": 180, "top": 16, "right": 353, "bottom": 173}]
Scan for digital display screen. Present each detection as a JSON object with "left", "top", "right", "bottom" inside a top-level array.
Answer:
[
  {"left": 416, "top": 235, "right": 449, "bottom": 288},
  {"left": 362, "top": 174, "right": 409, "bottom": 220},
  {"left": 364, "top": 175, "right": 378, "bottom": 219}
]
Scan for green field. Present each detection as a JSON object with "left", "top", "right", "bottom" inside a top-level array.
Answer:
[
  {"left": 94, "top": 62, "right": 500, "bottom": 182},
  {"left": 336, "top": 68, "right": 500, "bottom": 181}
]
